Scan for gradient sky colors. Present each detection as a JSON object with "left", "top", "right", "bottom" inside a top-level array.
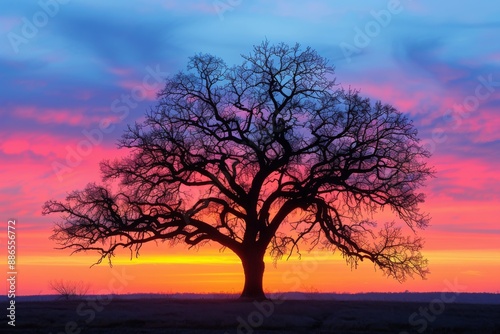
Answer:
[{"left": 1, "top": 1, "right": 499, "bottom": 296}]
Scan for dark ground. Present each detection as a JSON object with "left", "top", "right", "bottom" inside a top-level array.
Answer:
[{"left": 4, "top": 297, "right": 500, "bottom": 333}]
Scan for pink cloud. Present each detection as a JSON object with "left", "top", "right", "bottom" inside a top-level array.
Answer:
[
  {"left": 107, "top": 66, "right": 134, "bottom": 77},
  {"left": 428, "top": 63, "right": 469, "bottom": 84},
  {"left": 0, "top": 131, "right": 119, "bottom": 170},
  {"left": 450, "top": 105, "right": 500, "bottom": 143},
  {"left": 0, "top": 141, "right": 123, "bottom": 222},
  {"left": 117, "top": 80, "right": 159, "bottom": 101},
  {"left": 427, "top": 154, "right": 500, "bottom": 202},
  {"left": 15, "top": 106, "right": 85, "bottom": 126},
  {"left": 13, "top": 106, "right": 122, "bottom": 126},
  {"left": 349, "top": 68, "right": 499, "bottom": 145},
  {"left": 345, "top": 70, "right": 446, "bottom": 117},
  {"left": 0, "top": 133, "right": 63, "bottom": 157}
]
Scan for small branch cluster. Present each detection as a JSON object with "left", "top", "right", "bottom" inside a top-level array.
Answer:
[{"left": 49, "top": 280, "right": 90, "bottom": 300}]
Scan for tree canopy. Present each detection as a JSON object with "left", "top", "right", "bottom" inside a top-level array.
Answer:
[{"left": 43, "top": 41, "right": 433, "bottom": 300}]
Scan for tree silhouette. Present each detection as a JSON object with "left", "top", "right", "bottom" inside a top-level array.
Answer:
[{"left": 43, "top": 42, "right": 433, "bottom": 300}]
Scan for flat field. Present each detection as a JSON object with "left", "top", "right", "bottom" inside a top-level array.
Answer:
[{"left": 6, "top": 295, "right": 500, "bottom": 333}]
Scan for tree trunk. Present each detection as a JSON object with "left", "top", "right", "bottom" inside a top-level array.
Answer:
[{"left": 239, "top": 251, "right": 266, "bottom": 300}]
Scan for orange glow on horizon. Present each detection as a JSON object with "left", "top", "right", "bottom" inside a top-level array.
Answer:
[{"left": 11, "top": 238, "right": 500, "bottom": 296}]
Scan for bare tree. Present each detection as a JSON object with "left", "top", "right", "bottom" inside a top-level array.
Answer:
[
  {"left": 43, "top": 41, "right": 433, "bottom": 300},
  {"left": 49, "top": 280, "right": 90, "bottom": 300}
]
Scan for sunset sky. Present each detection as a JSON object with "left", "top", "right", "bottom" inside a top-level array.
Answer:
[{"left": 1, "top": 1, "right": 499, "bottom": 296}]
